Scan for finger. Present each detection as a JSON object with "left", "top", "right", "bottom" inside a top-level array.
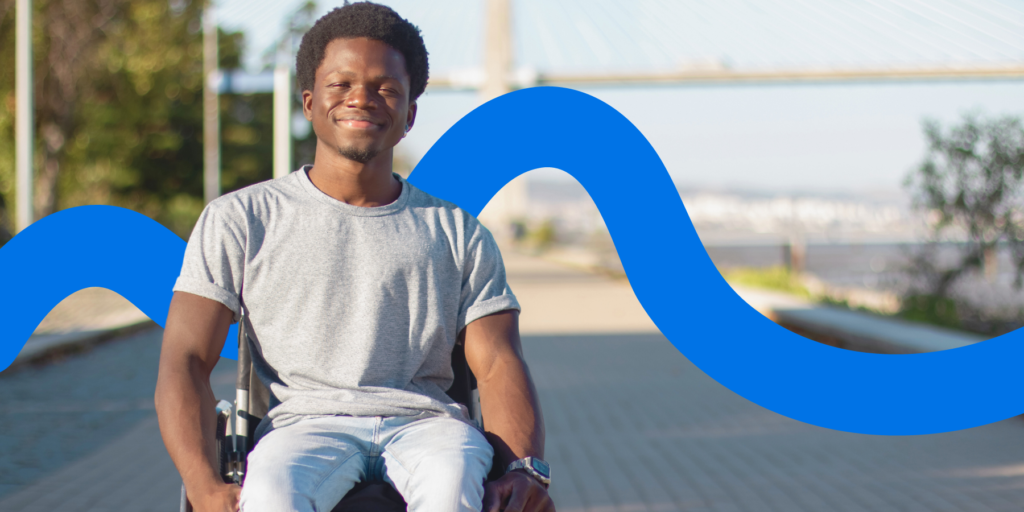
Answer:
[
  {"left": 482, "top": 482, "right": 504, "bottom": 512},
  {"left": 520, "top": 486, "right": 556, "bottom": 512},
  {"left": 513, "top": 479, "right": 555, "bottom": 512},
  {"left": 503, "top": 481, "right": 530, "bottom": 512},
  {"left": 536, "top": 492, "right": 557, "bottom": 512},
  {"left": 232, "top": 484, "right": 242, "bottom": 512}
]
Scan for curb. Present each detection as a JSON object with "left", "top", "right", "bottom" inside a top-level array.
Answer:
[
  {"left": 771, "top": 306, "right": 984, "bottom": 354},
  {"left": 730, "top": 284, "right": 984, "bottom": 353}
]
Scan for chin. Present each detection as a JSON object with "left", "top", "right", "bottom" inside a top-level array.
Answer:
[{"left": 337, "top": 145, "right": 381, "bottom": 164}]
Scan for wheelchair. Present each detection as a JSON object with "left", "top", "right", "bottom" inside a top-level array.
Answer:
[{"left": 180, "top": 314, "right": 486, "bottom": 512}]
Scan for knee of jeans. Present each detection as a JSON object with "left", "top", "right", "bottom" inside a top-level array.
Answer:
[
  {"left": 240, "top": 484, "right": 314, "bottom": 512},
  {"left": 241, "top": 459, "right": 321, "bottom": 510},
  {"left": 417, "top": 446, "right": 492, "bottom": 484},
  {"left": 397, "top": 453, "right": 490, "bottom": 512}
]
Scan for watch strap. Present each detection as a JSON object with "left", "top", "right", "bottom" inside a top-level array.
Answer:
[{"left": 506, "top": 457, "right": 551, "bottom": 486}]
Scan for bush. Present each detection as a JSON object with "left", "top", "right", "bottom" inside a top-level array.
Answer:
[{"left": 898, "top": 294, "right": 961, "bottom": 330}]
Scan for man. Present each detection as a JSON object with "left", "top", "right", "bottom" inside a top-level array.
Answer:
[{"left": 155, "top": 3, "right": 555, "bottom": 511}]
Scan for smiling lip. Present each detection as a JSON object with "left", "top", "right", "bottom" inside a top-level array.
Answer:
[{"left": 337, "top": 118, "right": 383, "bottom": 129}]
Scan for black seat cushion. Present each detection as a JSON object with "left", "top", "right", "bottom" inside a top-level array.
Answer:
[{"left": 330, "top": 481, "right": 407, "bottom": 512}]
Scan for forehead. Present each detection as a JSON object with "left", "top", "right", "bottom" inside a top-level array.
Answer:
[{"left": 317, "top": 37, "right": 409, "bottom": 82}]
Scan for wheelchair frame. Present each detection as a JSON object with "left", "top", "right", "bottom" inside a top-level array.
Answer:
[{"left": 180, "top": 314, "right": 483, "bottom": 511}]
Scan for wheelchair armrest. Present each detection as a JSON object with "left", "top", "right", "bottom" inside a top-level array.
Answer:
[
  {"left": 181, "top": 400, "right": 237, "bottom": 512},
  {"left": 214, "top": 399, "right": 235, "bottom": 484}
]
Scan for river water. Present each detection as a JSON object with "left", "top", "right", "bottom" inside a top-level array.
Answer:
[{"left": 704, "top": 242, "right": 915, "bottom": 290}]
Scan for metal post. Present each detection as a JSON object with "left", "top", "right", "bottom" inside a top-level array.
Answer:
[
  {"left": 203, "top": 2, "right": 220, "bottom": 204},
  {"left": 15, "top": 0, "right": 33, "bottom": 232},
  {"left": 273, "top": 65, "right": 292, "bottom": 179}
]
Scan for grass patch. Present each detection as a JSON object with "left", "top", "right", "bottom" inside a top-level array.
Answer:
[
  {"left": 720, "top": 266, "right": 812, "bottom": 299},
  {"left": 722, "top": 266, "right": 982, "bottom": 335},
  {"left": 897, "top": 294, "right": 961, "bottom": 330}
]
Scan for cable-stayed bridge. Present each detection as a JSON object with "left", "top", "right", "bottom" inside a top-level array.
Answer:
[
  {"left": 211, "top": 0, "right": 1024, "bottom": 226},
  {"left": 220, "top": 0, "right": 1024, "bottom": 88},
  {"left": 11, "top": 0, "right": 1024, "bottom": 230}
]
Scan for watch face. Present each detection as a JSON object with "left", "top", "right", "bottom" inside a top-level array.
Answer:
[{"left": 531, "top": 458, "right": 550, "bottom": 478}]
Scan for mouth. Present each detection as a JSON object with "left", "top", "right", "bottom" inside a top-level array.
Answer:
[{"left": 335, "top": 117, "right": 385, "bottom": 130}]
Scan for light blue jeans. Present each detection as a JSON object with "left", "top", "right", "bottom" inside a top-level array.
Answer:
[{"left": 238, "top": 414, "right": 494, "bottom": 512}]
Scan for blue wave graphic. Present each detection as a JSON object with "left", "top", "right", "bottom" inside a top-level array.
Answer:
[
  {"left": 0, "top": 206, "right": 241, "bottom": 363},
  {"left": 1, "top": 87, "right": 1020, "bottom": 434}
]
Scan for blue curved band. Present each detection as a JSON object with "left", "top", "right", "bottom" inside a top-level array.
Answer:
[{"left": 0, "top": 87, "right": 1017, "bottom": 435}]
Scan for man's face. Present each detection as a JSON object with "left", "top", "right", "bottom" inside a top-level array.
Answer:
[{"left": 303, "top": 37, "right": 416, "bottom": 164}]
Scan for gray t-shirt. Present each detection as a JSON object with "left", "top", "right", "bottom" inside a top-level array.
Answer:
[{"left": 173, "top": 167, "right": 520, "bottom": 436}]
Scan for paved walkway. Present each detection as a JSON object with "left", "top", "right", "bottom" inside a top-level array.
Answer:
[
  {"left": 2, "top": 251, "right": 1024, "bottom": 511},
  {"left": 505, "top": 249, "right": 659, "bottom": 336}
]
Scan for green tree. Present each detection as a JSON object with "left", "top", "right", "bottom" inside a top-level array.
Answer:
[
  {"left": 0, "top": 0, "right": 252, "bottom": 240},
  {"left": 902, "top": 114, "right": 1024, "bottom": 327}
]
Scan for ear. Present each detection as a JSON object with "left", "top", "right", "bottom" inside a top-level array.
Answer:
[
  {"left": 302, "top": 89, "right": 314, "bottom": 121},
  {"left": 401, "top": 101, "right": 417, "bottom": 140},
  {"left": 405, "top": 100, "right": 418, "bottom": 133}
]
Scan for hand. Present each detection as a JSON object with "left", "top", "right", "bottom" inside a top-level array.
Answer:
[
  {"left": 192, "top": 482, "right": 241, "bottom": 512},
  {"left": 482, "top": 470, "right": 556, "bottom": 512}
]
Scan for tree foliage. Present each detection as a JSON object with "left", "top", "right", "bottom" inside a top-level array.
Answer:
[
  {"left": 903, "top": 114, "right": 1024, "bottom": 299},
  {"left": 0, "top": 0, "right": 266, "bottom": 242}
]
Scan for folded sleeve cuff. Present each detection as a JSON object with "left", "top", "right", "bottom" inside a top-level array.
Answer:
[
  {"left": 173, "top": 276, "right": 241, "bottom": 322},
  {"left": 460, "top": 294, "right": 521, "bottom": 331}
]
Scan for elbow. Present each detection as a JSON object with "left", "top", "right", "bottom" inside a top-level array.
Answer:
[
  {"left": 477, "top": 352, "right": 528, "bottom": 386},
  {"left": 154, "top": 354, "right": 208, "bottom": 414},
  {"left": 154, "top": 372, "right": 171, "bottom": 415}
]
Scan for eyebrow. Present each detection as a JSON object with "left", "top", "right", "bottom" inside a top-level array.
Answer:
[{"left": 325, "top": 71, "right": 404, "bottom": 83}]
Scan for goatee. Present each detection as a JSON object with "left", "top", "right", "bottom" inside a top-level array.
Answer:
[{"left": 338, "top": 145, "right": 380, "bottom": 164}]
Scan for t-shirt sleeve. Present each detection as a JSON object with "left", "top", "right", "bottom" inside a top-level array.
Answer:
[
  {"left": 172, "top": 200, "right": 247, "bottom": 322},
  {"left": 458, "top": 220, "right": 521, "bottom": 331}
]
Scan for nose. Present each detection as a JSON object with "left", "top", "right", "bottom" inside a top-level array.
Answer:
[{"left": 346, "top": 85, "right": 376, "bottom": 110}]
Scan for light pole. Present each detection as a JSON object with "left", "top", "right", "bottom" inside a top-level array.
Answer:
[
  {"left": 15, "top": 0, "right": 33, "bottom": 232},
  {"left": 203, "top": 1, "right": 221, "bottom": 204},
  {"left": 273, "top": 64, "right": 292, "bottom": 179}
]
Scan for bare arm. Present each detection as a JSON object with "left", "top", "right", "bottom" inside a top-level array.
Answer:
[
  {"left": 464, "top": 310, "right": 554, "bottom": 512},
  {"left": 155, "top": 291, "right": 240, "bottom": 512}
]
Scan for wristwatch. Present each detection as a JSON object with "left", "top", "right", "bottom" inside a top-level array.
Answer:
[{"left": 506, "top": 457, "right": 551, "bottom": 487}]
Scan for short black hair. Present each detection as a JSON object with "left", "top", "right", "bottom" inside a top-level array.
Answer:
[{"left": 296, "top": 2, "right": 429, "bottom": 101}]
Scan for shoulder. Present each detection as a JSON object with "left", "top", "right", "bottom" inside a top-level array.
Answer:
[
  {"left": 203, "top": 172, "right": 305, "bottom": 223},
  {"left": 401, "top": 178, "right": 497, "bottom": 256},
  {"left": 403, "top": 179, "right": 479, "bottom": 229}
]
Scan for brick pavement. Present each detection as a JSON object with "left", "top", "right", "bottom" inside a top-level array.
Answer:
[
  {"left": 0, "top": 327, "right": 235, "bottom": 509},
  {"left": 529, "top": 333, "right": 1024, "bottom": 512},
  {"left": 3, "top": 252, "right": 1024, "bottom": 511}
]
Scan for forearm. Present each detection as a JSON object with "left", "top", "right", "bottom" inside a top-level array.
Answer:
[
  {"left": 155, "top": 357, "right": 226, "bottom": 496},
  {"left": 478, "top": 354, "right": 545, "bottom": 468},
  {"left": 155, "top": 292, "right": 238, "bottom": 511},
  {"left": 155, "top": 292, "right": 236, "bottom": 502}
]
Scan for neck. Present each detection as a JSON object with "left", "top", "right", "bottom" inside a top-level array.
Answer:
[{"left": 307, "top": 144, "right": 401, "bottom": 207}]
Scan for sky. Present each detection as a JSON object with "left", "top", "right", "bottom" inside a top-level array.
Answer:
[
  {"left": 216, "top": 0, "right": 1024, "bottom": 196},
  {"left": 403, "top": 80, "right": 1024, "bottom": 196}
]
